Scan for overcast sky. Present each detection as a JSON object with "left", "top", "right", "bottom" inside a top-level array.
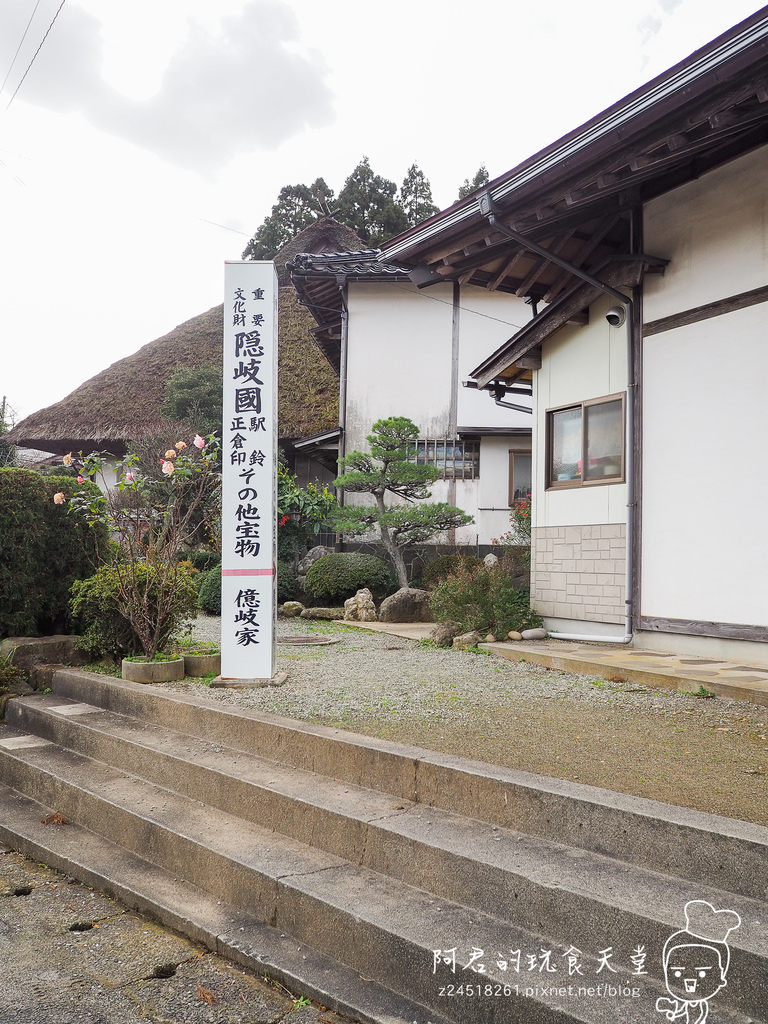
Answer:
[{"left": 1, "top": 0, "right": 763, "bottom": 422}]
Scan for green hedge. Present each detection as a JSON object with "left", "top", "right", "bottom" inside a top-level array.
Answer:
[
  {"left": 304, "top": 552, "right": 394, "bottom": 604},
  {"left": 198, "top": 565, "right": 222, "bottom": 615},
  {"left": 0, "top": 469, "right": 108, "bottom": 638}
]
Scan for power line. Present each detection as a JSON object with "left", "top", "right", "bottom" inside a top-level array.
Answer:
[
  {"left": 4, "top": 0, "right": 68, "bottom": 114},
  {"left": 0, "top": 0, "right": 43, "bottom": 99}
]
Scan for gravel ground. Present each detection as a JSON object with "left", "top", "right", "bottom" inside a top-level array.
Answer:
[{"left": 167, "top": 614, "right": 768, "bottom": 827}]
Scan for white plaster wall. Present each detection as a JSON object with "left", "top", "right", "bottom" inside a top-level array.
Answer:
[
  {"left": 641, "top": 301, "right": 768, "bottom": 625},
  {"left": 456, "top": 286, "right": 533, "bottom": 429},
  {"left": 345, "top": 282, "right": 454, "bottom": 454},
  {"left": 644, "top": 147, "right": 768, "bottom": 322},
  {"left": 534, "top": 293, "right": 628, "bottom": 529}
]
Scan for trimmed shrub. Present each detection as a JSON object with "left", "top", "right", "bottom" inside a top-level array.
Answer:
[
  {"left": 198, "top": 565, "right": 222, "bottom": 615},
  {"left": 0, "top": 468, "right": 108, "bottom": 638},
  {"left": 305, "top": 552, "right": 394, "bottom": 604},
  {"left": 277, "top": 561, "right": 297, "bottom": 603},
  {"left": 430, "top": 564, "right": 542, "bottom": 638},
  {"left": 184, "top": 549, "right": 221, "bottom": 574},
  {"left": 419, "top": 553, "right": 483, "bottom": 589},
  {"left": 71, "top": 562, "right": 198, "bottom": 659}
]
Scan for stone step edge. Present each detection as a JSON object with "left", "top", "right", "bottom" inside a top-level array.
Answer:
[
  {"left": 11, "top": 693, "right": 768, "bottom": 966},
  {"left": 50, "top": 668, "right": 768, "bottom": 903},
  {"left": 0, "top": 782, "right": 452, "bottom": 1024},
  {"left": 0, "top": 783, "right": 705, "bottom": 1024}
]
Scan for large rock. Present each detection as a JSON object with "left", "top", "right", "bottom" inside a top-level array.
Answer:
[
  {"left": 281, "top": 601, "right": 305, "bottom": 618},
  {"left": 300, "top": 607, "right": 344, "bottom": 620},
  {"left": 378, "top": 588, "right": 433, "bottom": 623},
  {"left": 344, "top": 588, "right": 377, "bottom": 622},
  {"left": 483, "top": 553, "right": 499, "bottom": 568},
  {"left": 296, "top": 546, "right": 333, "bottom": 577},
  {"left": 521, "top": 627, "right": 548, "bottom": 640},
  {"left": 453, "top": 630, "right": 483, "bottom": 650},
  {"left": 430, "top": 621, "right": 463, "bottom": 647}
]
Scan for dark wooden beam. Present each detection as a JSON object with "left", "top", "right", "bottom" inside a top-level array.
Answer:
[{"left": 644, "top": 282, "right": 768, "bottom": 336}]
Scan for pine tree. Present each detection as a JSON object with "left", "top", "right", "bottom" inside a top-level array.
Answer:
[{"left": 333, "top": 417, "right": 473, "bottom": 587}]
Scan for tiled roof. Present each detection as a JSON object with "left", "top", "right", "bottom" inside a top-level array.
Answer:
[{"left": 288, "top": 249, "right": 411, "bottom": 277}]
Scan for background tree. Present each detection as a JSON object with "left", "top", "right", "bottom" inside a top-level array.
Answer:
[
  {"left": 332, "top": 417, "right": 473, "bottom": 588},
  {"left": 241, "top": 178, "right": 334, "bottom": 260},
  {"left": 335, "top": 157, "right": 409, "bottom": 247},
  {"left": 399, "top": 163, "right": 439, "bottom": 225},
  {"left": 161, "top": 366, "right": 223, "bottom": 440},
  {"left": 457, "top": 164, "right": 490, "bottom": 201}
]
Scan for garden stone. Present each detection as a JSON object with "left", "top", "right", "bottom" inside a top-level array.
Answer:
[
  {"left": 344, "top": 589, "right": 377, "bottom": 622},
  {"left": 429, "top": 621, "right": 463, "bottom": 647},
  {"left": 521, "top": 627, "right": 548, "bottom": 640},
  {"left": 300, "top": 607, "right": 344, "bottom": 620},
  {"left": 281, "top": 601, "right": 305, "bottom": 618},
  {"left": 453, "top": 630, "right": 483, "bottom": 650},
  {"left": 507, "top": 630, "right": 523, "bottom": 641},
  {"left": 483, "top": 553, "right": 499, "bottom": 568},
  {"left": 296, "top": 546, "right": 333, "bottom": 577},
  {"left": 486, "top": 634, "right": 497, "bottom": 643},
  {"left": 378, "top": 587, "right": 433, "bottom": 623}
]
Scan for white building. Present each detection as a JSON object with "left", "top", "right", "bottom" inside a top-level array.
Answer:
[
  {"left": 289, "top": 252, "right": 533, "bottom": 548},
  {"left": 330, "top": 10, "right": 768, "bottom": 663}
]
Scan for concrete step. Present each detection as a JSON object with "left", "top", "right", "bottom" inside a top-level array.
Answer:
[
  {"left": 0, "top": 667, "right": 766, "bottom": 1024},
  {"left": 0, "top": 725, "right": 681, "bottom": 1024},
  {"left": 50, "top": 669, "right": 768, "bottom": 902},
  {"left": 0, "top": 781, "right": 451, "bottom": 1024},
  {"left": 7, "top": 689, "right": 768, "bottom": 1013}
]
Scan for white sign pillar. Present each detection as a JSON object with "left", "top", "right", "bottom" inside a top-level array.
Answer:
[{"left": 220, "top": 261, "right": 277, "bottom": 681}]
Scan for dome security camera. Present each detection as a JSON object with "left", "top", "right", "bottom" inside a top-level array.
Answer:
[{"left": 606, "top": 305, "right": 626, "bottom": 327}]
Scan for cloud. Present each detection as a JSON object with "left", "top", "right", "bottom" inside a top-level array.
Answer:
[{"left": 0, "top": 0, "right": 335, "bottom": 173}]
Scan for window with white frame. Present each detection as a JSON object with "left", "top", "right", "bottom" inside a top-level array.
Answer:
[
  {"left": 546, "top": 394, "right": 625, "bottom": 489},
  {"left": 411, "top": 438, "right": 480, "bottom": 480}
]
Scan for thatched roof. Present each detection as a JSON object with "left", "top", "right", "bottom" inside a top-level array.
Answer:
[{"left": 9, "top": 217, "right": 364, "bottom": 456}]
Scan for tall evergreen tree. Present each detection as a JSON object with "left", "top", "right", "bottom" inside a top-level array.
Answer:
[
  {"left": 399, "top": 163, "right": 439, "bottom": 226},
  {"left": 242, "top": 178, "right": 334, "bottom": 260},
  {"left": 336, "top": 157, "right": 409, "bottom": 248},
  {"left": 457, "top": 164, "right": 490, "bottom": 201}
]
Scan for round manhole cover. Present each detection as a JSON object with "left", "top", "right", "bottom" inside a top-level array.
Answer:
[{"left": 278, "top": 636, "right": 341, "bottom": 646}]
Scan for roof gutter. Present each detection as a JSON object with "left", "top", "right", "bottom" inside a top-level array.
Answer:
[{"left": 477, "top": 197, "right": 635, "bottom": 644}]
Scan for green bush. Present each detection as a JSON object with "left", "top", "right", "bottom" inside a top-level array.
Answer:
[
  {"left": 305, "top": 552, "right": 394, "bottom": 604},
  {"left": 419, "top": 553, "right": 483, "bottom": 589},
  {"left": 71, "top": 562, "right": 198, "bottom": 659},
  {"left": 430, "top": 564, "right": 542, "bottom": 638},
  {"left": 0, "top": 469, "right": 108, "bottom": 638},
  {"left": 184, "top": 549, "right": 221, "bottom": 574},
  {"left": 277, "top": 561, "right": 297, "bottom": 603},
  {"left": 198, "top": 565, "right": 222, "bottom": 615}
]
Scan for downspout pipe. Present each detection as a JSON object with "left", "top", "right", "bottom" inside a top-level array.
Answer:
[{"left": 482, "top": 206, "right": 635, "bottom": 644}]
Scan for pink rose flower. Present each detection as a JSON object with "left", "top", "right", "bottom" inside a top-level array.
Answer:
[
  {"left": 175, "top": 440, "right": 187, "bottom": 450},
  {"left": 193, "top": 434, "right": 205, "bottom": 449},
  {"left": 165, "top": 449, "right": 177, "bottom": 459},
  {"left": 53, "top": 492, "right": 65, "bottom": 504},
  {"left": 125, "top": 471, "right": 134, "bottom": 482},
  {"left": 161, "top": 461, "right": 175, "bottom": 476},
  {"left": 77, "top": 475, "right": 84, "bottom": 483}
]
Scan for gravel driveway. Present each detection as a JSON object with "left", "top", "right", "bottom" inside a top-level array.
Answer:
[{"left": 174, "top": 614, "right": 768, "bottom": 827}]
